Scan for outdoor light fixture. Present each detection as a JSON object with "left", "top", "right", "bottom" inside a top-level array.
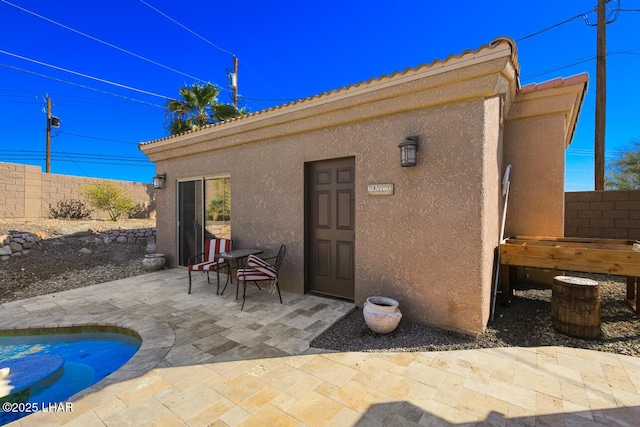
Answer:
[
  {"left": 398, "top": 136, "right": 419, "bottom": 167},
  {"left": 153, "top": 173, "right": 166, "bottom": 189}
]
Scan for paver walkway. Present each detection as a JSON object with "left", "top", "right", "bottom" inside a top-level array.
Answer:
[{"left": 1, "top": 269, "right": 638, "bottom": 426}]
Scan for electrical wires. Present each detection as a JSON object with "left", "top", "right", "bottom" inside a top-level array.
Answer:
[
  {"left": 0, "top": 0, "right": 209, "bottom": 83},
  {"left": 516, "top": 11, "right": 593, "bottom": 42},
  {"left": 139, "top": 0, "right": 236, "bottom": 57},
  {"left": 0, "top": 149, "right": 152, "bottom": 167},
  {"left": 517, "top": 0, "right": 626, "bottom": 42},
  {"left": 0, "top": 49, "right": 172, "bottom": 100},
  {"left": 0, "top": 63, "right": 166, "bottom": 108}
]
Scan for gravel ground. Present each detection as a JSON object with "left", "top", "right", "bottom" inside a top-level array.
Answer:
[
  {"left": 312, "top": 274, "right": 640, "bottom": 358},
  {"left": 0, "top": 219, "right": 154, "bottom": 303}
]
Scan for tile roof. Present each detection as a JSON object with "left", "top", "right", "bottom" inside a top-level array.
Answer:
[
  {"left": 519, "top": 73, "right": 589, "bottom": 94},
  {"left": 140, "top": 38, "right": 518, "bottom": 147}
]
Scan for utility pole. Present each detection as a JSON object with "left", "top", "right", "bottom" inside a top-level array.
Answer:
[
  {"left": 595, "top": 0, "right": 607, "bottom": 190},
  {"left": 232, "top": 56, "right": 238, "bottom": 108},
  {"left": 45, "top": 96, "right": 51, "bottom": 174}
]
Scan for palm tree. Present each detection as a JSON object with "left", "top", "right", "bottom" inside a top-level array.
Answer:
[{"left": 165, "top": 82, "right": 243, "bottom": 135}]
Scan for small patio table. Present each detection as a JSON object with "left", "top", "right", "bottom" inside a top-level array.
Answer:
[{"left": 217, "top": 248, "right": 263, "bottom": 297}]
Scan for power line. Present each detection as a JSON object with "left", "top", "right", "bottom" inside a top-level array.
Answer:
[
  {"left": 521, "top": 45, "right": 640, "bottom": 83},
  {"left": 516, "top": 10, "right": 594, "bottom": 42},
  {"left": 139, "top": 0, "right": 235, "bottom": 57},
  {"left": 139, "top": 0, "right": 288, "bottom": 102},
  {"left": 52, "top": 139, "right": 88, "bottom": 175},
  {"left": 520, "top": 55, "right": 596, "bottom": 82},
  {"left": 58, "top": 132, "right": 139, "bottom": 145},
  {"left": 516, "top": 0, "right": 626, "bottom": 43},
  {"left": 2, "top": 157, "right": 154, "bottom": 168},
  {"left": 1, "top": 150, "right": 152, "bottom": 167},
  {"left": 0, "top": 4, "right": 285, "bottom": 109},
  {"left": 0, "top": 73, "right": 164, "bottom": 110},
  {"left": 0, "top": 50, "right": 171, "bottom": 100},
  {"left": 238, "top": 59, "right": 288, "bottom": 101},
  {"left": 0, "top": 0, "right": 208, "bottom": 83}
]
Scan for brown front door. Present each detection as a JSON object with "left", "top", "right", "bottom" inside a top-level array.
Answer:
[{"left": 306, "top": 157, "right": 355, "bottom": 299}]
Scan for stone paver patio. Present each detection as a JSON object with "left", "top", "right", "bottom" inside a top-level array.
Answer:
[{"left": 1, "top": 269, "right": 639, "bottom": 426}]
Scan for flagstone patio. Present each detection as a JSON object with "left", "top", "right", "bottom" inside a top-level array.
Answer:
[{"left": 1, "top": 269, "right": 639, "bottom": 426}]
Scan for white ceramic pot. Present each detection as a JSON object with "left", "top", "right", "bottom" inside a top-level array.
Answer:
[
  {"left": 142, "top": 253, "right": 166, "bottom": 272},
  {"left": 363, "top": 296, "right": 402, "bottom": 334}
]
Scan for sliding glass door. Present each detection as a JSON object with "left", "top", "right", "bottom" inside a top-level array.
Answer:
[{"left": 177, "top": 176, "right": 231, "bottom": 266}]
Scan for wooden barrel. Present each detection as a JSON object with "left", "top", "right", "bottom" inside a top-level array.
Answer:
[{"left": 551, "top": 276, "right": 601, "bottom": 340}]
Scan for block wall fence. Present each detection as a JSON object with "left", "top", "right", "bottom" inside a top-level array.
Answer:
[
  {"left": 2, "top": 161, "right": 639, "bottom": 238},
  {"left": 0, "top": 162, "right": 156, "bottom": 220},
  {"left": 564, "top": 190, "right": 640, "bottom": 240}
]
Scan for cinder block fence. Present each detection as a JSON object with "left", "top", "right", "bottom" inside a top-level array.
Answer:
[
  {"left": 565, "top": 190, "right": 640, "bottom": 240},
  {"left": 0, "top": 162, "right": 155, "bottom": 220}
]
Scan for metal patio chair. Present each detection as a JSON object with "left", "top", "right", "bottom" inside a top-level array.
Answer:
[
  {"left": 236, "top": 244, "right": 286, "bottom": 310},
  {"left": 187, "top": 238, "right": 232, "bottom": 294}
]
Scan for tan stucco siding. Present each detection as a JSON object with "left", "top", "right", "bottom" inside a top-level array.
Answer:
[
  {"left": 503, "top": 114, "right": 566, "bottom": 237},
  {"left": 479, "top": 96, "right": 503, "bottom": 328},
  {"left": 144, "top": 42, "right": 587, "bottom": 336},
  {"left": 354, "top": 100, "right": 490, "bottom": 335},
  {"left": 154, "top": 98, "right": 495, "bottom": 334}
]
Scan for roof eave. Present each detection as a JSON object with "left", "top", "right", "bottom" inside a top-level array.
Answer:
[{"left": 140, "top": 38, "right": 519, "bottom": 157}]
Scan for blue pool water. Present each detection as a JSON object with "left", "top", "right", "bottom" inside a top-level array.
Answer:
[{"left": 0, "top": 332, "right": 141, "bottom": 425}]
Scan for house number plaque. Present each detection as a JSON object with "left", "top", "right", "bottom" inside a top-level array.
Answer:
[{"left": 367, "top": 183, "right": 394, "bottom": 196}]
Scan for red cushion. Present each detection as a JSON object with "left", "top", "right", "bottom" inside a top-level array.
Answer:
[
  {"left": 236, "top": 268, "right": 273, "bottom": 281},
  {"left": 246, "top": 255, "right": 270, "bottom": 268},
  {"left": 189, "top": 259, "right": 228, "bottom": 271},
  {"left": 246, "top": 255, "right": 277, "bottom": 277},
  {"left": 204, "top": 238, "right": 231, "bottom": 262}
]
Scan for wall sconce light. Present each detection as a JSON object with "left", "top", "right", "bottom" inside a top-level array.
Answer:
[
  {"left": 398, "top": 136, "right": 419, "bottom": 167},
  {"left": 153, "top": 173, "right": 166, "bottom": 189}
]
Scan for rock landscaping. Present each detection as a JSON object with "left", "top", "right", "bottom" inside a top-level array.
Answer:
[
  {"left": 0, "top": 227, "right": 156, "bottom": 260},
  {"left": 0, "top": 219, "right": 155, "bottom": 303}
]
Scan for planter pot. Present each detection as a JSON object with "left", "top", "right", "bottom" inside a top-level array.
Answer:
[
  {"left": 363, "top": 296, "right": 402, "bottom": 334},
  {"left": 142, "top": 253, "right": 166, "bottom": 272}
]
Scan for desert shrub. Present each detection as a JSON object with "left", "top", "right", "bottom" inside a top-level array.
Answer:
[
  {"left": 49, "top": 199, "right": 93, "bottom": 219},
  {"left": 83, "top": 182, "right": 136, "bottom": 221},
  {"left": 127, "top": 203, "right": 146, "bottom": 219}
]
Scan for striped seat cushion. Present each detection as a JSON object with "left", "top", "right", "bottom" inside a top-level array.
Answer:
[
  {"left": 189, "top": 259, "right": 227, "bottom": 271},
  {"left": 204, "top": 239, "right": 231, "bottom": 262},
  {"left": 245, "top": 255, "right": 277, "bottom": 277},
  {"left": 246, "top": 255, "right": 269, "bottom": 267},
  {"left": 237, "top": 267, "right": 273, "bottom": 281}
]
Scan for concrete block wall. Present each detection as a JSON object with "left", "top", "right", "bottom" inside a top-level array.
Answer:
[
  {"left": 565, "top": 190, "right": 640, "bottom": 240},
  {"left": 0, "top": 162, "right": 156, "bottom": 220},
  {"left": 0, "top": 163, "right": 39, "bottom": 218}
]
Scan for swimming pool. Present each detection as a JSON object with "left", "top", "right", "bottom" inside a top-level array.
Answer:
[{"left": 0, "top": 331, "right": 141, "bottom": 425}]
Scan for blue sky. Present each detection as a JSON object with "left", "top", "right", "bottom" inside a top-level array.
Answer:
[{"left": 1, "top": 0, "right": 638, "bottom": 190}]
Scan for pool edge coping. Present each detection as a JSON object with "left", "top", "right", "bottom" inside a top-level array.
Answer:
[{"left": 0, "top": 314, "right": 175, "bottom": 402}]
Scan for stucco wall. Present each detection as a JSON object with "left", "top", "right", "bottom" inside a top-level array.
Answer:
[
  {"left": 154, "top": 97, "right": 502, "bottom": 334},
  {"left": 503, "top": 115, "right": 566, "bottom": 237},
  {"left": 0, "top": 162, "right": 156, "bottom": 220},
  {"left": 565, "top": 190, "right": 640, "bottom": 239},
  {"left": 144, "top": 42, "right": 586, "bottom": 335}
]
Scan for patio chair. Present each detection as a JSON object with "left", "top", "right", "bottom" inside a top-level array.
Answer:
[
  {"left": 236, "top": 244, "right": 286, "bottom": 310},
  {"left": 187, "top": 238, "right": 232, "bottom": 294}
]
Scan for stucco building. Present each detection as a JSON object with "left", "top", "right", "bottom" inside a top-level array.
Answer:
[{"left": 140, "top": 38, "right": 587, "bottom": 335}]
